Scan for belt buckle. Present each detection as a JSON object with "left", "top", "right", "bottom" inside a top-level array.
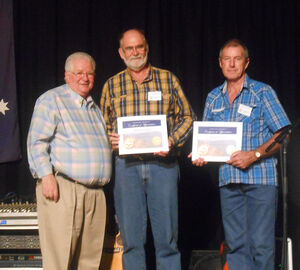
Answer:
[
  {"left": 89, "top": 178, "right": 99, "bottom": 186},
  {"left": 138, "top": 155, "right": 144, "bottom": 161},
  {"left": 131, "top": 154, "right": 144, "bottom": 161}
]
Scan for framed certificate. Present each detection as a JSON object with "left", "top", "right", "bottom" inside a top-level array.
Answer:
[
  {"left": 192, "top": 121, "right": 243, "bottom": 162},
  {"left": 117, "top": 115, "right": 169, "bottom": 155}
]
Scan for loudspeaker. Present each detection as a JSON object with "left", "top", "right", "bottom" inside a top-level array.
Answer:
[{"left": 189, "top": 250, "right": 222, "bottom": 270}]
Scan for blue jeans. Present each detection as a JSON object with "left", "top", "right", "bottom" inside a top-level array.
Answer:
[
  {"left": 220, "top": 184, "right": 277, "bottom": 270},
  {"left": 114, "top": 156, "right": 181, "bottom": 270}
]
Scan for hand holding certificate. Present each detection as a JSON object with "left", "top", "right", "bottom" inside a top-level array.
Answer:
[
  {"left": 192, "top": 121, "right": 243, "bottom": 162},
  {"left": 117, "top": 115, "right": 169, "bottom": 155}
]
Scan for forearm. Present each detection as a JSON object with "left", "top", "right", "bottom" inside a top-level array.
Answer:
[
  {"left": 228, "top": 128, "right": 290, "bottom": 169},
  {"left": 27, "top": 126, "right": 53, "bottom": 178},
  {"left": 28, "top": 145, "right": 53, "bottom": 178},
  {"left": 169, "top": 118, "right": 194, "bottom": 147},
  {"left": 254, "top": 130, "right": 290, "bottom": 160},
  {"left": 171, "top": 104, "right": 196, "bottom": 147}
]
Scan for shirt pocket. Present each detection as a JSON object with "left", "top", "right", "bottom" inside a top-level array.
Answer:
[
  {"left": 149, "top": 93, "right": 173, "bottom": 115},
  {"left": 236, "top": 103, "right": 263, "bottom": 136},
  {"left": 211, "top": 107, "right": 225, "bottom": 121},
  {"left": 162, "top": 93, "right": 173, "bottom": 115}
]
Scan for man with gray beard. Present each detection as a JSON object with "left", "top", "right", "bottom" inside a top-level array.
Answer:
[{"left": 100, "top": 29, "right": 195, "bottom": 270}]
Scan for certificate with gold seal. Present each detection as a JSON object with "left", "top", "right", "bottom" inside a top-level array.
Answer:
[
  {"left": 192, "top": 121, "right": 243, "bottom": 162},
  {"left": 117, "top": 115, "right": 169, "bottom": 155}
]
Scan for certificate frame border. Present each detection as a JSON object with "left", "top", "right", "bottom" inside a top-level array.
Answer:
[
  {"left": 117, "top": 114, "right": 169, "bottom": 155},
  {"left": 192, "top": 121, "right": 243, "bottom": 162}
]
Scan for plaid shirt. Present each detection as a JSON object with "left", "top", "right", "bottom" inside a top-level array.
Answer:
[
  {"left": 27, "top": 84, "right": 112, "bottom": 185},
  {"left": 100, "top": 65, "right": 195, "bottom": 149},
  {"left": 203, "top": 75, "right": 290, "bottom": 186}
]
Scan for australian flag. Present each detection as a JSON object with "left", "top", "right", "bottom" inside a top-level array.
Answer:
[{"left": 0, "top": 0, "right": 21, "bottom": 163}]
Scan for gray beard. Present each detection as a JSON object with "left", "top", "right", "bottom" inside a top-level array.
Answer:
[{"left": 123, "top": 53, "right": 148, "bottom": 71}]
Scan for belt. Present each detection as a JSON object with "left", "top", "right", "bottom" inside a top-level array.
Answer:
[
  {"left": 118, "top": 154, "right": 177, "bottom": 163},
  {"left": 55, "top": 172, "right": 103, "bottom": 189}
]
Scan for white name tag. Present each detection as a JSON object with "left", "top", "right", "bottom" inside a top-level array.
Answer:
[
  {"left": 148, "top": 91, "right": 162, "bottom": 101},
  {"left": 238, "top": 104, "right": 252, "bottom": 117}
]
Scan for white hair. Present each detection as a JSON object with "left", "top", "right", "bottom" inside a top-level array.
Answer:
[{"left": 65, "top": 52, "right": 96, "bottom": 72}]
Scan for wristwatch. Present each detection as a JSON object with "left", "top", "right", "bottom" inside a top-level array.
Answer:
[{"left": 254, "top": 150, "right": 261, "bottom": 159}]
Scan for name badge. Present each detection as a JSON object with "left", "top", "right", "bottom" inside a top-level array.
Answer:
[
  {"left": 148, "top": 91, "right": 162, "bottom": 101},
  {"left": 238, "top": 104, "right": 252, "bottom": 117}
]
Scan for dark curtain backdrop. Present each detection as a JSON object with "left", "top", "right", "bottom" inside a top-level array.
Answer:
[{"left": 0, "top": 0, "right": 299, "bottom": 268}]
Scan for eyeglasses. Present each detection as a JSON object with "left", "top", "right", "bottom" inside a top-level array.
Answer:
[
  {"left": 123, "top": 45, "right": 146, "bottom": 54},
  {"left": 70, "top": 71, "right": 95, "bottom": 78}
]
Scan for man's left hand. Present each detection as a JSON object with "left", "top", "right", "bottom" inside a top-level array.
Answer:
[
  {"left": 153, "top": 140, "right": 172, "bottom": 157},
  {"left": 226, "top": 150, "right": 257, "bottom": 169}
]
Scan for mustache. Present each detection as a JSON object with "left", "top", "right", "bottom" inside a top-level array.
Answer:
[{"left": 129, "top": 55, "right": 143, "bottom": 60}]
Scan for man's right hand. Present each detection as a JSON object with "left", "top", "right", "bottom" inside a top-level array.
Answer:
[
  {"left": 41, "top": 174, "right": 59, "bottom": 202},
  {"left": 188, "top": 152, "right": 208, "bottom": 167},
  {"left": 109, "top": 132, "right": 120, "bottom": 151}
]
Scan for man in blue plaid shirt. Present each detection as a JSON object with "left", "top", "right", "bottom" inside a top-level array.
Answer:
[{"left": 190, "top": 39, "right": 290, "bottom": 270}]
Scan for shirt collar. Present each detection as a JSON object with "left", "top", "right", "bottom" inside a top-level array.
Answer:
[
  {"left": 220, "top": 73, "right": 250, "bottom": 94},
  {"left": 144, "top": 65, "right": 153, "bottom": 82},
  {"left": 125, "top": 64, "right": 153, "bottom": 83},
  {"left": 66, "top": 85, "right": 96, "bottom": 108}
]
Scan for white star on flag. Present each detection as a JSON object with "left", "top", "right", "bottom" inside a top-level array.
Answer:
[{"left": 0, "top": 99, "right": 10, "bottom": 115}]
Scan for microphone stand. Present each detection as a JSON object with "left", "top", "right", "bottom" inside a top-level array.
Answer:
[
  {"left": 281, "top": 136, "right": 288, "bottom": 270},
  {"left": 265, "top": 119, "right": 300, "bottom": 270}
]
